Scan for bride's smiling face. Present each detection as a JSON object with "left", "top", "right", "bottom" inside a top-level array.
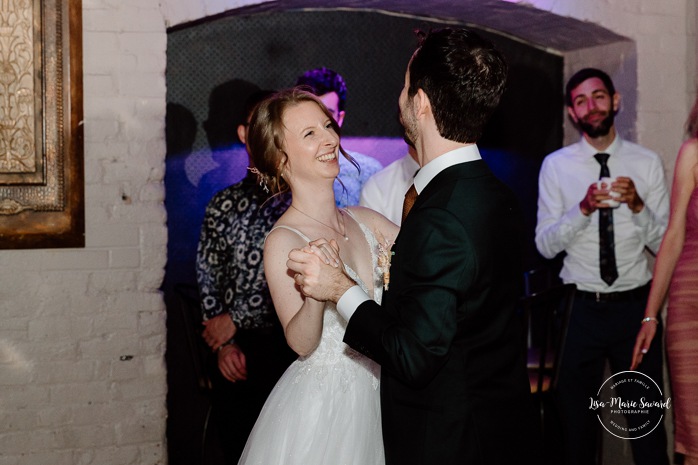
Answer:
[{"left": 281, "top": 100, "right": 340, "bottom": 185}]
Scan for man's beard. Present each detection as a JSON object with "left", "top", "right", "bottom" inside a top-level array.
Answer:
[
  {"left": 399, "top": 106, "right": 418, "bottom": 147},
  {"left": 401, "top": 124, "right": 416, "bottom": 148},
  {"left": 579, "top": 111, "right": 615, "bottom": 138}
]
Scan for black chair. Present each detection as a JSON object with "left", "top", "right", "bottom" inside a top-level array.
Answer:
[
  {"left": 523, "top": 267, "right": 561, "bottom": 296},
  {"left": 173, "top": 283, "right": 216, "bottom": 464},
  {"left": 520, "top": 282, "right": 576, "bottom": 460}
]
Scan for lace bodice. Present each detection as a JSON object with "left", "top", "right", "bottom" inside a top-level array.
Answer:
[{"left": 270, "top": 209, "right": 384, "bottom": 390}]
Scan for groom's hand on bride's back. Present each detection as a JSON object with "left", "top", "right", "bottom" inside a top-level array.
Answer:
[{"left": 287, "top": 238, "right": 353, "bottom": 303}]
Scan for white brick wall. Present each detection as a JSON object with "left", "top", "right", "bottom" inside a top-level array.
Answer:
[
  {"left": 529, "top": 0, "right": 694, "bottom": 176},
  {"left": 0, "top": 0, "right": 693, "bottom": 464},
  {"left": 0, "top": 0, "right": 167, "bottom": 464}
]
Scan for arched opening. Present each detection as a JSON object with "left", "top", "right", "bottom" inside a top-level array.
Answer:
[{"left": 163, "top": 4, "right": 634, "bottom": 464}]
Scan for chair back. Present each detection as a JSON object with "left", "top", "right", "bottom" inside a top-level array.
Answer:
[
  {"left": 521, "top": 283, "right": 576, "bottom": 394},
  {"left": 173, "top": 283, "right": 213, "bottom": 394}
]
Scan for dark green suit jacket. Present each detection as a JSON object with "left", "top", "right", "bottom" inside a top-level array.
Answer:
[{"left": 344, "top": 159, "right": 539, "bottom": 465}]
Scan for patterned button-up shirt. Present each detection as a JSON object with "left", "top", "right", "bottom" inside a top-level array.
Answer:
[{"left": 196, "top": 173, "right": 291, "bottom": 330}]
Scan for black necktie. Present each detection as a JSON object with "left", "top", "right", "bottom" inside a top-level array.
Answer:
[
  {"left": 401, "top": 184, "right": 417, "bottom": 224},
  {"left": 594, "top": 153, "right": 618, "bottom": 285}
]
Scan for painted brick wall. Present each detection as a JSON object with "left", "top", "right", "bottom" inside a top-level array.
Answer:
[
  {"left": 520, "top": 0, "right": 695, "bottom": 176},
  {"left": 0, "top": 1, "right": 168, "bottom": 464}
]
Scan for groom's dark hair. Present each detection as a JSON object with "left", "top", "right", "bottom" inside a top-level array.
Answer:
[{"left": 408, "top": 27, "right": 508, "bottom": 144}]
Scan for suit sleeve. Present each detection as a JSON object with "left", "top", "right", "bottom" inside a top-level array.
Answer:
[{"left": 344, "top": 206, "right": 475, "bottom": 388}]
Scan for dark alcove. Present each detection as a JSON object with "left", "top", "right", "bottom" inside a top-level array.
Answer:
[{"left": 164, "top": 7, "right": 564, "bottom": 464}]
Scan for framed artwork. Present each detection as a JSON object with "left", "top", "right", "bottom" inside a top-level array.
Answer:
[{"left": 0, "top": 0, "right": 84, "bottom": 249}]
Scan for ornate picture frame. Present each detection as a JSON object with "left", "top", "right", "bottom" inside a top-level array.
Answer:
[{"left": 0, "top": 0, "right": 84, "bottom": 249}]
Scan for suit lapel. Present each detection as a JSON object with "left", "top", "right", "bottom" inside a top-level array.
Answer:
[{"left": 385, "top": 159, "right": 492, "bottom": 300}]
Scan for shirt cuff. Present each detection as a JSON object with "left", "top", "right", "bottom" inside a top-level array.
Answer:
[
  {"left": 570, "top": 203, "right": 592, "bottom": 227},
  {"left": 336, "top": 285, "right": 370, "bottom": 322}
]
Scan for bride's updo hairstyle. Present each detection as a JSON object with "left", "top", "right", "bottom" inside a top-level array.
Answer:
[{"left": 247, "top": 87, "right": 353, "bottom": 196}]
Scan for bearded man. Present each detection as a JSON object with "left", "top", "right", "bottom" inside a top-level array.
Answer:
[{"left": 535, "top": 68, "right": 670, "bottom": 465}]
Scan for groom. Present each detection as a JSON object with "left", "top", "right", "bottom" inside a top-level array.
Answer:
[{"left": 288, "top": 28, "right": 539, "bottom": 465}]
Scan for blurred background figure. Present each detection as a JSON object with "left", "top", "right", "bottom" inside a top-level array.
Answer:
[
  {"left": 200, "top": 79, "right": 262, "bottom": 205},
  {"left": 631, "top": 94, "right": 698, "bottom": 465},
  {"left": 536, "top": 68, "right": 669, "bottom": 465},
  {"left": 361, "top": 140, "right": 418, "bottom": 225}
]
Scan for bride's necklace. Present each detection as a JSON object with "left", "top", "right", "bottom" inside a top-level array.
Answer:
[{"left": 290, "top": 204, "right": 349, "bottom": 241}]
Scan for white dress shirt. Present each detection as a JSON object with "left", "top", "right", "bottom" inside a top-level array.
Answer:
[
  {"left": 360, "top": 153, "right": 420, "bottom": 225},
  {"left": 338, "top": 145, "right": 482, "bottom": 320},
  {"left": 535, "top": 135, "right": 669, "bottom": 292},
  {"left": 335, "top": 151, "right": 383, "bottom": 208}
]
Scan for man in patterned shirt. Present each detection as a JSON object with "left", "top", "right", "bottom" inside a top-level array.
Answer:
[
  {"left": 196, "top": 90, "right": 296, "bottom": 464},
  {"left": 296, "top": 67, "right": 383, "bottom": 207}
]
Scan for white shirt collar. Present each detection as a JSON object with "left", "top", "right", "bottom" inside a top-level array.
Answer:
[
  {"left": 413, "top": 145, "right": 481, "bottom": 194},
  {"left": 580, "top": 133, "right": 621, "bottom": 158}
]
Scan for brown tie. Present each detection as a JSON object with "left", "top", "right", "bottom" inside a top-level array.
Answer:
[{"left": 401, "top": 184, "right": 417, "bottom": 223}]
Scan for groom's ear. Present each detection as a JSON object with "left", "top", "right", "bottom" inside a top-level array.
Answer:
[{"left": 414, "top": 88, "right": 431, "bottom": 120}]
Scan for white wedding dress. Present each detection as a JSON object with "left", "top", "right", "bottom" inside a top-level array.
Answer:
[{"left": 238, "top": 213, "right": 385, "bottom": 465}]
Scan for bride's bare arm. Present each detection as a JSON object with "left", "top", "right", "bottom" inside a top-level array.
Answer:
[{"left": 264, "top": 229, "right": 326, "bottom": 357}]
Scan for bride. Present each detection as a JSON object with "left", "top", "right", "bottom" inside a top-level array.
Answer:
[{"left": 237, "top": 88, "right": 398, "bottom": 465}]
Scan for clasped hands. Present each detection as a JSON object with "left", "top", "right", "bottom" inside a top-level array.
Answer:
[
  {"left": 287, "top": 238, "right": 355, "bottom": 303},
  {"left": 202, "top": 313, "right": 237, "bottom": 351},
  {"left": 202, "top": 314, "right": 248, "bottom": 382},
  {"left": 579, "top": 176, "right": 644, "bottom": 216}
]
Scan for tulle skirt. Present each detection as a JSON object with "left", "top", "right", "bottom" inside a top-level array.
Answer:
[{"left": 238, "top": 351, "right": 385, "bottom": 465}]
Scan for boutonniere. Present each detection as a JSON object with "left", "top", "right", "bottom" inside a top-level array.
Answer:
[{"left": 375, "top": 231, "right": 395, "bottom": 291}]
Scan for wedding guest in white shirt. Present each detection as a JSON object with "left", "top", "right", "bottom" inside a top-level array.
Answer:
[
  {"left": 535, "top": 67, "right": 670, "bottom": 465},
  {"left": 360, "top": 144, "right": 419, "bottom": 225}
]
